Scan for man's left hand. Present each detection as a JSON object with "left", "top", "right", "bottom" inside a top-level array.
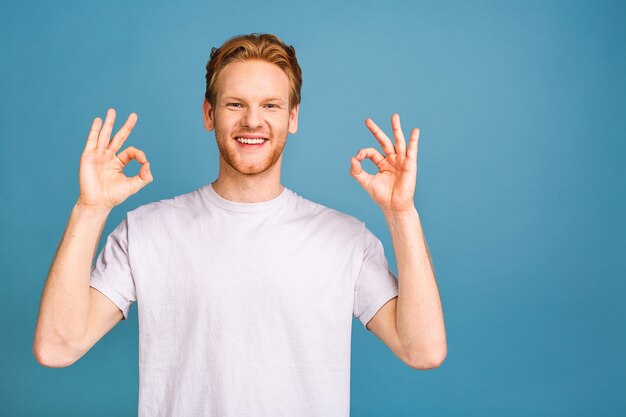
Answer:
[{"left": 350, "top": 113, "right": 420, "bottom": 215}]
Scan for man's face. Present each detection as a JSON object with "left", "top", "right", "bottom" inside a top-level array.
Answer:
[{"left": 202, "top": 59, "right": 299, "bottom": 176}]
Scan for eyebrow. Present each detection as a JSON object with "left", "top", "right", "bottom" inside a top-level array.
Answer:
[{"left": 222, "top": 96, "right": 286, "bottom": 103}]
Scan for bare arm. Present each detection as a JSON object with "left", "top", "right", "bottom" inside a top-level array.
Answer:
[
  {"left": 350, "top": 114, "right": 446, "bottom": 369},
  {"left": 34, "top": 204, "right": 113, "bottom": 367},
  {"left": 380, "top": 207, "right": 446, "bottom": 368},
  {"left": 33, "top": 108, "right": 153, "bottom": 367}
]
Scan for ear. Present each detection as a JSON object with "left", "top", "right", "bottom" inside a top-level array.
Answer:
[
  {"left": 288, "top": 104, "right": 299, "bottom": 134},
  {"left": 202, "top": 99, "right": 215, "bottom": 131}
]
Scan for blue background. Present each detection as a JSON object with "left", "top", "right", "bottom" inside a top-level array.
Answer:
[{"left": 1, "top": 0, "right": 625, "bottom": 415}]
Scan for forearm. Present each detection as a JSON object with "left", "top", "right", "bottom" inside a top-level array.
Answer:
[
  {"left": 384, "top": 206, "right": 446, "bottom": 364},
  {"left": 34, "top": 203, "right": 111, "bottom": 357}
]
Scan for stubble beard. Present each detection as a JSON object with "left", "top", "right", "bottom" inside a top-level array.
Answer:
[{"left": 214, "top": 128, "right": 288, "bottom": 176}]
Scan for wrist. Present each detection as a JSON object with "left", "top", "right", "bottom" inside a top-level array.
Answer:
[
  {"left": 382, "top": 205, "right": 418, "bottom": 220},
  {"left": 73, "top": 201, "right": 112, "bottom": 217}
]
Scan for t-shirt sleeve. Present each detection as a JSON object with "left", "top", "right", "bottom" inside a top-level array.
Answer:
[
  {"left": 89, "top": 215, "right": 136, "bottom": 320},
  {"left": 353, "top": 225, "right": 399, "bottom": 330}
]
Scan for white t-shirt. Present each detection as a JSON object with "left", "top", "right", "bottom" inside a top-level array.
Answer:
[{"left": 89, "top": 183, "right": 399, "bottom": 417}]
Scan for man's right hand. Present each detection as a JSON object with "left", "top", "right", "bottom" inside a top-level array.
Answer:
[{"left": 76, "top": 108, "right": 153, "bottom": 209}]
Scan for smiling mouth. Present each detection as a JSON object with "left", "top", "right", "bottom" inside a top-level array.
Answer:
[{"left": 234, "top": 137, "right": 269, "bottom": 145}]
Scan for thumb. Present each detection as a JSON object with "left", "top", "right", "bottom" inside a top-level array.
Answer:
[
  {"left": 130, "top": 161, "right": 153, "bottom": 192},
  {"left": 350, "top": 157, "right": 372, "bottom": 190}
]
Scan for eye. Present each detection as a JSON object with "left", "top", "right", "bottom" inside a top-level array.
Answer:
[
  {"left": 264, "top": 103, "right": 280, "bottom": 109},
  {"left": 226, "top": 103, "right": 243, "bottom": 108}
]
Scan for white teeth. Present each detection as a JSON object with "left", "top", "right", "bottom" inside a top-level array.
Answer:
[{"left": 236, "top": 137, "right": 266, "bottom": 144}]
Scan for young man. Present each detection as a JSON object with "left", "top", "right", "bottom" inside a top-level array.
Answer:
[{"left": 34, "top": 33, "right": 446, "bottom": 416}]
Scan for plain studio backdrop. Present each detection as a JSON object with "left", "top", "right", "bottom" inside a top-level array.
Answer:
[{"left": 1, "top": 0, "right": 624, "bottom": 415}]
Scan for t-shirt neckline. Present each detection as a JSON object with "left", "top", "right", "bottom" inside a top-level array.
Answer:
[{"left": 201, "top": 182, "right": 293, "bottom": 213}]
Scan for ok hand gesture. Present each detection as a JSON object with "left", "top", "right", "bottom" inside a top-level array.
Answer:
[
  {"left": 76, "top": 108, "right": 153, "bottom": 210},
  {"left": 350, "top": 114, "right": 419, "bottom": 215}
]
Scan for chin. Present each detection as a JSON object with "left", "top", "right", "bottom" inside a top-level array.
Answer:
[
  {"left": 229, "top": 160, "right": 276, "bottom": 176},
  {"left": 216, "top": 142, "right": 285, "bottom": 177},
  {"left": 237, "top": 167, "right": 270, "bottom": 176}
]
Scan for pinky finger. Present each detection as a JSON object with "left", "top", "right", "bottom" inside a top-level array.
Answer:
[
  {"left": 407, "top": 128, "right": 420, "bottom": 162},
  {"left": 85, "top": 117, "right": 102, "bottom": 151}
]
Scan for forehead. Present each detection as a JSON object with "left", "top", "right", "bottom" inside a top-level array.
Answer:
[{"left": 216, "top": 59, "right": 290, "bottom": 102}]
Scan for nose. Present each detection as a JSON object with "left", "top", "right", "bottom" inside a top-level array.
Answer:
[{"left": 242, "top": 106, "right": 263, "bottom": 129}]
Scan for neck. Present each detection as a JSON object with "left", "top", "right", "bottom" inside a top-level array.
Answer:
[{"left": 211, "top": 157, "right": 284, "bottom": 203}]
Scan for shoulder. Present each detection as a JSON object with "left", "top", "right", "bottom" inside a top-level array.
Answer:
[
  {"left": 125, "top": 185, "right": 207, "bottom": 227},
  {"left": 288, "top": 190, "right": 366, "bottom": 236}
]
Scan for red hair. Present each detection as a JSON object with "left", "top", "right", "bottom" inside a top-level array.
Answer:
[{"left": 205, "top": 33, "right": 302, "bottom": 110}]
